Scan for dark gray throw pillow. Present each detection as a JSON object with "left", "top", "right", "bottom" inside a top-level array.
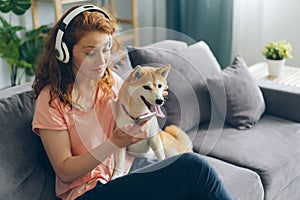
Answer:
[
  {"left": 111, "top": 52, "right": 133, "bottom": 80},
  {"left": 206, "top": 54, "right": 266, "bottom": 130},
  {"left": 112, "top": 39, "right": 189, "bottom": 80},
  {"left": 127, "top": 42, "right": 221, "bottom": 131},
  {"left": 0, "top": 84, "right": 55, "bottom": 199}
]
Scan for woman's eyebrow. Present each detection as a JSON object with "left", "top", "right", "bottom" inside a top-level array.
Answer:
[
  {"left": 83, "top": 46, "right": 96, "bottom": 49},
  {"left": 83, "top": 42, "right": 110, "bottom": 49}
]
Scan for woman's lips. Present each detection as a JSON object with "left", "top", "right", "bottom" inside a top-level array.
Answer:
[{"left": 92, "top": 68, "right": 103, "bottom": 73}]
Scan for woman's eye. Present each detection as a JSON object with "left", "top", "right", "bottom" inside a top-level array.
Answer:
[
  {"left": 143, "top": 86, "right": 151, "bottom": 90},
  {"left": 87, "top": 51, "right": 96, "bottom": 56},
  {"left": 103, "top": 48, "right": 110, "bottom": 53}
]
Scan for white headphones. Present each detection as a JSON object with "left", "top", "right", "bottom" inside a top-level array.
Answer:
[{"left": 55, "top": 5, "right": 113, "bottom": 63}]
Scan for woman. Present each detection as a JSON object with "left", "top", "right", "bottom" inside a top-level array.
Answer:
[{"left": 32, "top": 4, "right": 233, "bottom": 200}]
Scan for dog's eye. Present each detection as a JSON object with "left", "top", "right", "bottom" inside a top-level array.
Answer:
[
  {"left": 158, "top": 84, "right": 162, "bottom": 88},
  {"left": 143, "top": 86, "right": 152, "bottom": 90}
]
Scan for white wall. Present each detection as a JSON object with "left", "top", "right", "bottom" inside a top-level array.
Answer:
[
  {"left": 0, "top": 60, "right": 10, "bottom": 88},
  {"left": 231, "top": 0, "right": 300, "bottom": 67},
  {"left": 262, "top": 0, "right": 299, "bottom": 67}
]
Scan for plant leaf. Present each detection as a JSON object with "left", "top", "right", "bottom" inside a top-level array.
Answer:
[
  {"left": 0, "top": 0, "right": 11, "bottom": 13},
  {"left": 0, "top": 0, "right": 31, "bottom": 15},
  {"left": 24, "top": 25, "right": 49, "bottom": 39},
  {"left": 19, "top": 25, "right": 49, "bottom": 75},
  {"left": 0, "top": 15, "right": 24, "bottom": 67}
]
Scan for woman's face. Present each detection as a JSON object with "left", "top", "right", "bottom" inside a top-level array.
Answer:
[{"left": 72, "top": 31, "right": 111, "bottom": 80}]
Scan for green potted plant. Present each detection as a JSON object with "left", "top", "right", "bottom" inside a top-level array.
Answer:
[
  {"left": 262, "top": 40, "right": 292, "bottom": 77},
  {"left": 0, "top": 0, "right": 49, "bottom": 86}
]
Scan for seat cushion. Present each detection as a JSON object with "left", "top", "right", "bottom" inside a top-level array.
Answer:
[
  {"left": 205, "top": 156, "right": 264, "bottom": 200},
  {"left": 193, "top": 115, "right": 300, "bottom": 200}
]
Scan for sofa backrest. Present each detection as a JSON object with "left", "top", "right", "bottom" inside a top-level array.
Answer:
[{"left": 0, "top": 83, "right": 56, "bottom": 200}]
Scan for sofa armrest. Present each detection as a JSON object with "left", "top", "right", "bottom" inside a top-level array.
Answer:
[
  {"left": 0, "top": 82, "right": 32, "bottom": 99},
  {"left": 258, "top": 79, "right": 300, "bottom": 122}
]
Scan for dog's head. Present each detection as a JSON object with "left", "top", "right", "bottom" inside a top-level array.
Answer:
[{"left": 120, "top": 64, "right": 171, "bottom": 118}]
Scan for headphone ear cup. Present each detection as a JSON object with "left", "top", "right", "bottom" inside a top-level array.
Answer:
[{"left": 61, "top": 42, "right": 70, "bottom": 63}]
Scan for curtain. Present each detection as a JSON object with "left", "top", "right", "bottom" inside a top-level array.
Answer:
[{"left": 166, "top": 0, "right": 233, "bottom": 68}]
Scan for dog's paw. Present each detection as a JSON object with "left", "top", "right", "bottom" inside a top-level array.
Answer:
[
  {"left": 111, "top": 170, "right": 124, "bottom": 180},
  {"left": 111, "top": 173, "right": 121, "bottom": 180}
]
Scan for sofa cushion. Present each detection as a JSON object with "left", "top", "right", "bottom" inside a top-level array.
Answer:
[
  {"left": 258, "top": 79, "right": 300, "bottom": 123},
  {"left": 111, "top": 52, "right": 133, "bottom": 80},
  {"left": 193, "top": 115, "right": 300, "bottom": 200},
  {"left": 207, "top": 54, "right": 265, "bottom": 130},
  {"left": 147, "top": 39, "right": 188, "bottom": 49},
  {"left": 0, "top": 83, "right": 55, "bottom": 200},
  {"left": 205, "top": 156, "right": 264, "bottom": 200},
  {"left": 272, "top": 175, "right": 300, "bottom": 200},
  {"left": 111, "top": 39, "right": 189, "bottom": 80},
  {"left": 127, "top": 41, "right": 221, "bottom": 132}
]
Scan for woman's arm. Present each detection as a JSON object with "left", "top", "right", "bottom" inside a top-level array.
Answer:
[{"left": 39, "top": 122, "right": 149, "bottom": 183}]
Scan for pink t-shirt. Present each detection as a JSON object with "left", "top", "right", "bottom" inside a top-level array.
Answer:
[{"left": 32, "top": 73, "right": 134, "bottom": 200}]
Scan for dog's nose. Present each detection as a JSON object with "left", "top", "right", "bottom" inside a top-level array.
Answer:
[{"left": 155, "top": 99, "right": 164, "bottom": 105}]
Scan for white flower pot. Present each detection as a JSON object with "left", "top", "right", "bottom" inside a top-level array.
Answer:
[{"left": 267, "top": 59, "right": 285, "bottom": 77}]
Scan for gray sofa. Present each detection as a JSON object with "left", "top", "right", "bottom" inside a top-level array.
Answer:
[{"left": 1, "top": 39, "right": 300, "bottom": 200}]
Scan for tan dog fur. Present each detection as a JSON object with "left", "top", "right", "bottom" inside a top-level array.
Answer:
[
  {"left": 113, "top": 64, "right": 193, "bottom": 179},
  {"left": 159, "top": 125, "right": 193, "bottom": 158}
]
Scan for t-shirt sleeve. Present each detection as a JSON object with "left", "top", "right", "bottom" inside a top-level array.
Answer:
[{"left": 32, "top": 88, "right": 68, "bottom": 134}]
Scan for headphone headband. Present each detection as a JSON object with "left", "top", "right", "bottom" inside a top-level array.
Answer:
[
  {"left": 55, "top": 5, "right": 112, "bottom": 63},
  {"left": 60, "top": 5, "right": 111, "bottom": 32}
]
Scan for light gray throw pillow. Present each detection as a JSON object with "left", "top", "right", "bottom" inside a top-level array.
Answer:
[{"left": 207, "top": 54, "right": 266, "bottom": 130}]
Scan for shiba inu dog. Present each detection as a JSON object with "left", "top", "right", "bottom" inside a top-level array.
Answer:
[
  {"left": 113, "top": 64, "right": 170, "bottom": 179},
  {"left": 113, "top": 64, "right": 193, "bottom": 179}
]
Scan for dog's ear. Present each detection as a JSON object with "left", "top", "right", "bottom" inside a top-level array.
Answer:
[
  {"left": 157, "top": 64, "right": 171, "bottom": 78},
  {"left": 130, "top": 65, "right": 144, "bottom": 82}
]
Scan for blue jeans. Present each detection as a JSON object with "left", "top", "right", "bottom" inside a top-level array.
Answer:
[{"left": 77, "top": 153, "right": 233, "bottom": 200}]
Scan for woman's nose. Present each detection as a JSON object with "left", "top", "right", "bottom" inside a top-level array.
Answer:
[{"left": 96, "top": 53, "right": 106, "bottom": 65}]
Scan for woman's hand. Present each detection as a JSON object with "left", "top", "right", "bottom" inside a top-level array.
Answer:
[
  {"left": 110, "top": 121, "right": 150, "bottom": 148},
  {"left": 163, "top": 85, "right": 169, "bottom": 97}
]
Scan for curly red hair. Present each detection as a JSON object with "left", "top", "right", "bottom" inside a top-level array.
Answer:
[{"left": 32, "top": 5, "right": 117, "bottom": 108}]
